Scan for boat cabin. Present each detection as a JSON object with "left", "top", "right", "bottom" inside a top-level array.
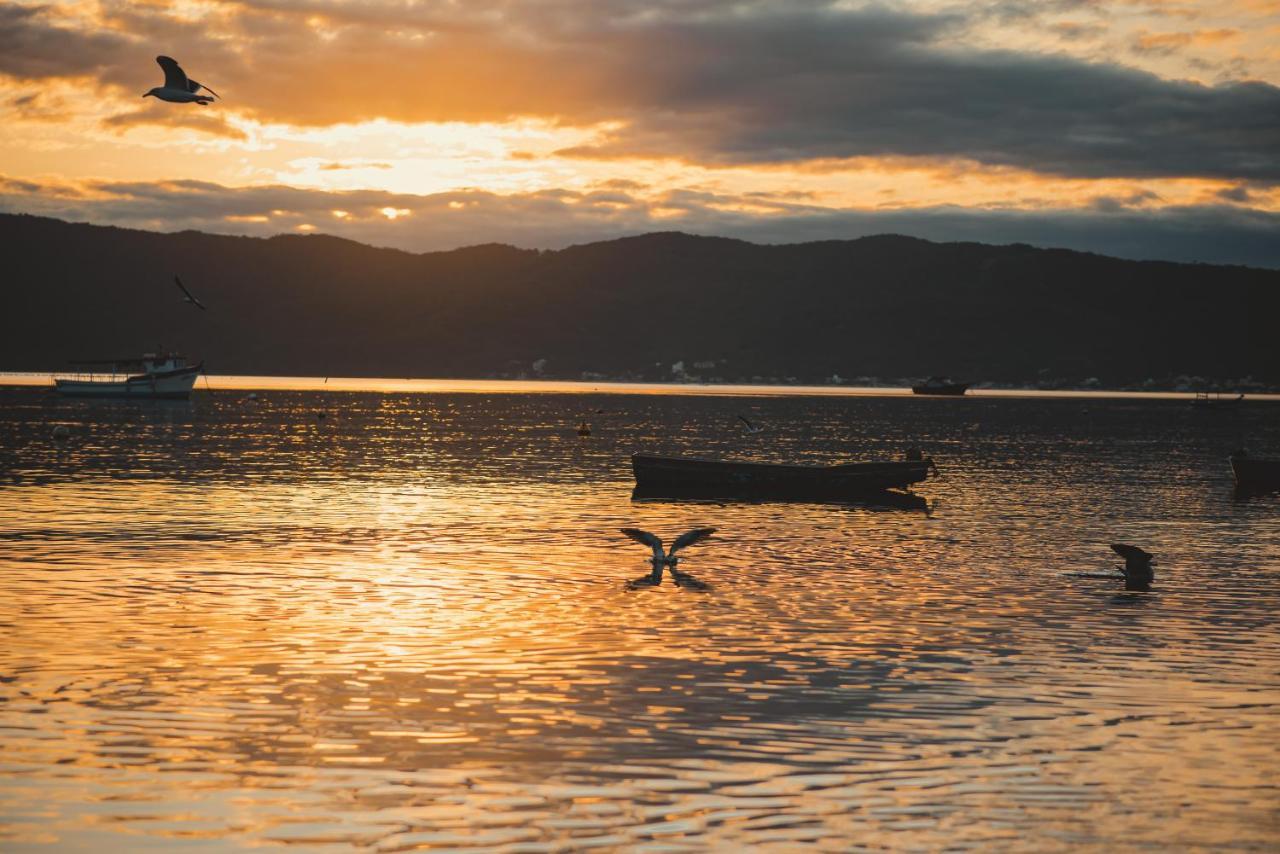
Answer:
[{"left": 67, "top": 352, "right": 191, "bottom": 379}]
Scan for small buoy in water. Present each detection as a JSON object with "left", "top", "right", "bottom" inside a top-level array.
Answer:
[
  {"left": 51, "top": 424, "right": 71, "bottom": 441},
  {"left": 577, "top": 421, "right": 591, "bottom": 436}
]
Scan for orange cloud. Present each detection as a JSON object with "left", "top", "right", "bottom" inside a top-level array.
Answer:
[
  {"left": 3, "top": 172, "right": 1279, "bottom": 266},
  {"left": 101, "top": 105, "right": 248, "bottom": 140},
  {"left": 4, "top": 2, "right": 1276, "bottom": 181},
  {"left": 1133, "top": 28, "right": 1238, "bottom": 54}
]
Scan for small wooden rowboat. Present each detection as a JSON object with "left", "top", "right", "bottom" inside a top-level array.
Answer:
[
  {"left": 631, "top": 453, "right": 935, "bottom": 498},
  {"left": 1230, "top": 452, "right": 1280, "bottom": 492}
]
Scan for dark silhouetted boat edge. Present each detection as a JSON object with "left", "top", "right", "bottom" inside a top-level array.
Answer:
[
  {"left": 631, "top": 453, "right": 934, "bottom": 498},
  {"left": 631, "top": 484, "right": 930, "bottom": 510},
  {"left": 1230, "top": 452, "right": 1280, "bottom": 493},
  {"left": 912, "top": 376, "right": 970, "bottom": 396}
]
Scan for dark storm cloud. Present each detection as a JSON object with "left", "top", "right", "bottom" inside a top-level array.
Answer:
[
  {"left": 1216, "top": 184, "right": 1255, "bottom": 202},
  {"left": 2, "top": 175, "right": 1277, "bottom": 268},
  {"left": 5, "top": 1, "right": 1277, "bottom": 181},
  {"left": 0, "top": 4, "right": 131, "bottom": 79},
  {"left": 556, "top": 10, "right": 1280, "bottom": 181}
]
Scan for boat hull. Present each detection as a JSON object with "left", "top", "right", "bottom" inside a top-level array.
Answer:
[
  {"left": 631, "top": 453, "right": 933, "bottom": 498},
  {"left": 55, "top": 364, "right": 202, "bottom": 399},
  {"left": 1230, "top": 456, "right": 1280, "bottom": 492},
  {"left": 912, "top": 383, "right": 969, "bottom": 396}
]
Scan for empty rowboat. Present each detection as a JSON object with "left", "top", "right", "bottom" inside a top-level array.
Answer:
[
  {"left": 1230, "top": 451, "right": 1280, "bottom": 492},
  {"left": 631, "top": 453, "right": 935, "bottom": 499}
]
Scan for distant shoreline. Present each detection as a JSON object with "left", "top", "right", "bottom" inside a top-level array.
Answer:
[{"left": 2, "top": 372, "right": 1278, "bottom": 401}]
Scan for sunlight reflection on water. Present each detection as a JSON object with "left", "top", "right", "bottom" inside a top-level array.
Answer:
[{"left": 1, "top": 388, "right": 1277, "bottom": 850}]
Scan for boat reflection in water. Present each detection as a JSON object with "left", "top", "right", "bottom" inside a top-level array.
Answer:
[{"left": 632, "top": 483, "right": 931, "bottom": 511}]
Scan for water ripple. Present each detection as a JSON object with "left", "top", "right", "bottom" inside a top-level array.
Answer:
[{"left": 1, "top": 388, "right": 1277, "bottom": 849}]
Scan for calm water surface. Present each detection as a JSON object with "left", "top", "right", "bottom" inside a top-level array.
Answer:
[{"left": 1, "top": 387, "right": 1277, "bottom": 851}]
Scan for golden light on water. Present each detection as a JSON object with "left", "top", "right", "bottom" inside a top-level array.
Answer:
[{"left": 2, "top": 385, "right": 1277, "bottom": 848}]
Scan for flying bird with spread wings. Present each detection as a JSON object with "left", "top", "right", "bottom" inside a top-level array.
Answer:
[
  {"left": 620, "top": 527, "right": 716, "bottom": 588},
  {"left": 144, "top": 56, "right": 220, "bottom": 105},
  {"left": 174, "top": 275, "right": 206, "bottom": 310}
]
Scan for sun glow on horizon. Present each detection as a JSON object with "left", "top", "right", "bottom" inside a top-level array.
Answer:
[{"left": 0, "top": 0, "right": 1276, "bottom": 261}]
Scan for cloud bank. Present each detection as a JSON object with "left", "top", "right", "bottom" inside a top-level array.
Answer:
[{"left": 3, "top": 175, "right": 1277, "bottom": 268}]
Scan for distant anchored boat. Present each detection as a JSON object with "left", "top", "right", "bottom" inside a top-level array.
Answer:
[
  {"left": 911, "top": 376, "right": 970, "bottom": 396},
  {"left": 1190, "top": 391, "right": 1244, "bottom": 409},
  {"left": 55, "top": 352, "right": 203, "bottom": 399},
  {"left": 1230, "top": 450, "right": 1280, "bottom": 492},
  {"left": 631, "top": 453, "right": 935, "bottom": 499}
]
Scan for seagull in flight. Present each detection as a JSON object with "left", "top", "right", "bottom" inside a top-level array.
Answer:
[
  {"left": 620, "top": 527, "right": 716, "bottom": 587},
  {"left": 174, "top": 275, "right": 206, "bottom": 310},
  {"left": 738, "top": 414, "right": 765, "bottom": 434},
  {"left": 144, "top": 56, "right": 220, "bottom": 105}
]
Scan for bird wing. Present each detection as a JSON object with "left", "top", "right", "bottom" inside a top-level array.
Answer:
[
  {"left": 174, "top": 275, "right": 206, "bottom": 310},
  {"left": 669, "top": 527, "right": 716, "bottom": 556},
  {"left": 620, "top": 528, "right": 664, "bottom": 561},
  {"left": 189, "top": 79, "right": 219, "bottom": 99},
  {"left": 738, "top": 415, "right": 754, "bottom": 428},
  {"left": 1110, "top": 543, "right": 1152, "bottom": 562},
  {"left": 156, "top": 56, "right": 189, "bottom": 90}
]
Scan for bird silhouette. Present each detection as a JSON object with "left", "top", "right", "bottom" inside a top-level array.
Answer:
[
  {"left": 173, "top": 275, "right": 206, "bottom": 310},
  {"left": 620, "top": 527, "right": 716, "bottom": 588},
  {"left": 1110, "top": 543, "right": 1155, "bottom": 591},
  {"left": 737, "top": 414, "right": 765, "bottom": 434},
  {"left": 145, "top": 56, "right": 220, "bottom": 105}
]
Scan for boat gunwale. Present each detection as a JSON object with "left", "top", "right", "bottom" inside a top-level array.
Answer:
[{"left": 631, "top": 452, "right": 930, "bottom": 474}]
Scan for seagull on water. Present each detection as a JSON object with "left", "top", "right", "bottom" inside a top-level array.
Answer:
[
  {"left": 144, "top": 56, "right": 220, "bottom": 105},
  {"left": 620, "top": 527, "right": 716, "bottom": 587},
  {"left": 738, "top": 415, "right": 765, "bottom": 434},
  {"left": 174, "top": 275, "right": 207, "bottom": 310},
  {"left": 1111, "top": 543, "right": 1155, "bottom": 591}
]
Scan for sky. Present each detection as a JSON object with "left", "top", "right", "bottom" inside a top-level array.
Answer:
[{"left": 1, "top": 0, "right": 1278, "bottom": 266}]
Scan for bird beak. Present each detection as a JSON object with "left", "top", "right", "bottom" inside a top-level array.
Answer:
[{"left": 142, "top": 92, "right": 151, "bottom": 98}]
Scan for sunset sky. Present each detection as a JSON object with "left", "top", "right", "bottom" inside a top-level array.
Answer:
[{"left": 2, "top": 0, "right": 1278, "bottom": 265}]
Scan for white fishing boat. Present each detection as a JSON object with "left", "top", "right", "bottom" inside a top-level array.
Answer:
[{"left": 55, "top": 352, "right": 203, "bottom": 399}]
